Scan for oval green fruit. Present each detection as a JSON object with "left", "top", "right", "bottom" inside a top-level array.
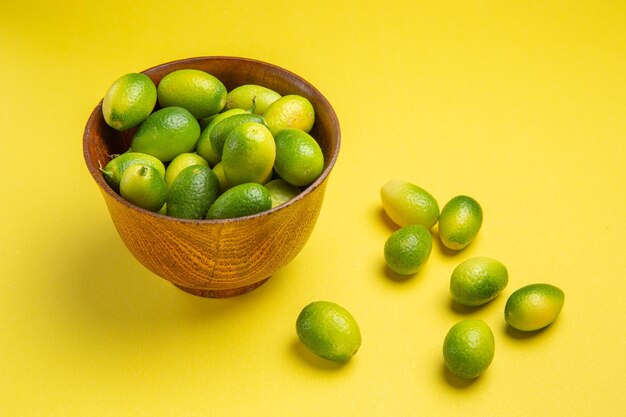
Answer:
[
  {"left": 164, "top": 152, "right": 209, "bottom": 188},
  {"left": 157, "top": 69, "right": 227, "bottom": 119},
  {"left": 130, "top": 106, "right": 201, "bottom": 162},
  {"left": 450, "top": 257, "right": 508, "bottom": 306},
  {"left": 296, "top": 301, "right": 361, "bottom": 362},
  {"left": 221, "top": 122, "right": 276, "bottom": 186},
  {"left": 119, "top": 164, "right": 167, "bottom": 212},
  {"left": 438, "top": 195, "right": 483, "bottom": 250},
  {"left": 263, "top": 94, "right": 315, "bottom": 135},
  {"left": 209, "top": 113, "right": 266, "bottom": 156},
  {"left": 384, "top": 224, "right": 433, "bottom": 275},
  {"left": 273, "top": 128, "right": 324, "bottom": 187},
  {"left": 505, "top": 283, "right": 565, "bottom": 331},
  {"left": 196, "top": 108, "right": 248, "bottom": 165},
  {"left": 443, "top": 319, "right": 495, "bottom": 379},
  {"left": 380, "top": 180, "right": 440, "bottom": 229},
  {"left": 205, "top": 183, "right": 272, "bottom": 220},
  {"left": 102, "top": 73, "right": 157, "bottom": 131},
  {"left": 225, "top": 84, "right": 281, "bottom": 114},
  {"left": 101, "top": 151, "right": 165, "bottom": 192},
  {"left": 166, "top": 165, "right": 220, "bottom": 219},
  {"left": 265, "top": 179, "right": 300, "bottom": 208}
]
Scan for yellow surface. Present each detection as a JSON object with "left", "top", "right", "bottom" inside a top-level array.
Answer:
[{"left": 1, "top": 1, "right": 625, "bottom": 415}]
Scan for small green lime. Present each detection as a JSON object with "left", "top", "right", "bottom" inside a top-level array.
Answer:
[
  {"left": 196, "top": 108, "right": 248, "bottom": 165},
  {"left": 450, "top": 257, "right": 509, "bottom": 306},
  {"left": 166, "top": 165, "right": 220, "bottom": 220},
  {"left": 273, "top": 128, "right": 324, "bottom": 187},
  {"left": 157, "top": 69, "right": 227, "bottom": 119},
  {"left": 119, "top": 164, "right": 167, "bottom": 212},
  {"left": 211, "top": 162, "right": 232, "bottom": 193},
  {"left": 263, "top": 94, "right": 315, "bottom": 135},
  {"left": 296, "top": 301, "right": 361, "bottom": 362},
  {"left": 384, "top": 224, "right": 432, "bottom": 275},
  {"left": 221, "top": 122, "right": 276, "bottom": 186},
  {"left": 265, "top": 179, "right": 300, "bottom": 208},
  {"left": 225, "top": 84, "right": 281, "bottom": 114},
  {"left": 130, "top": 106, "right": 201, "bottom": 162},
  {"left": 438, "top": 195, "right": 483, "bottom": 250},
  {"left": 102, "top": 73, "right": 157, "bottom": 131},
  {"left": 101, "top": 151, "right": 165, "bottom": 192},
  {"left": 505, "top": 284, "right": 565, "bottom": 331},
  {"left": 443, "top": 319, "right": 495, "bottom": 379},
  {"left": 205, "top": 183, "right": 272, "bottom": 220},
  {"left": 209, "top": 112, "right": 266, "bottom": 156},
  {"left": 380, "top": 180, "right": 440, "bottom": 229},
  {"left": 164, "top": 152, "right": 209, "bottom": 188}
]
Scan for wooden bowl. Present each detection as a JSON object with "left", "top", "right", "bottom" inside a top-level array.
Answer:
[{"left": 83, "top": 56, "right": 340, "bottom": 297}]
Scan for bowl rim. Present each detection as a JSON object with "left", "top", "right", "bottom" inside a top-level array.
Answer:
[{"left": 83, "top": 55, "right": 341, "bottom": 225}]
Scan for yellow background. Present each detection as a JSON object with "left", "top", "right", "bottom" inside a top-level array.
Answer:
[{"left": 1, "top": 1, "right": 625, "bottom": 415}]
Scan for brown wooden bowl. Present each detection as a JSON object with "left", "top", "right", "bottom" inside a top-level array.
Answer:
[{"left": 83, "top": 56, "right": 340, "bottom": 297}]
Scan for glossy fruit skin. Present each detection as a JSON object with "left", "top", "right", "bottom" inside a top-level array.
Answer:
[
  {"left": 273, "top": 128, "right": 325, "bottom": 187},
  {"left": 102, "top": 73, "right": 157, "bottom": 131},
  {"left": 130, "top": 106, "right": 201, "bottom": 162},
  {"left": 205, "top": 183, "right": 272, "bottom": 220},
  {"left": 221, "top": 122, "right": 276, "bottom": 186},
  {"left": 450, "top": 257, "right": 509, "bottom": 306},
  {"left": 384, "top": 224, "right": 433, "bottom": 275},
  {"left": 443, "top": 319, "right": 495, "bottom": 379},
  {"left": 157, "top": 69, "right": 227, "bottom": 119},
  {"left": 209, "top": 113, "right": 266, "bottom": 156},
  {"left": 101, "top": 152, "right": 165, "bottom": 192},
  {"left": 380, "top": 180, "right": 439, "bottom": 229},
  {"left": 166, "top": 165, "right": 220, "bottom": 220},
  {"left": 296, "top": 301, "right": 362, "bottom": 362},
  {"left": 263, "top": 94, "right": 315, "bottom": 135},
  {"left": 225, "top": 84, "right": 281, "bottom": 114},
  {"left": 119, "top": 164, "right": 167, "bottom": 212},
  {"left": 505, "top": 283, "right": 565, "bottom": 331},
  {"left": 438, "top": 195, "right": 483, "bottom": 250}
]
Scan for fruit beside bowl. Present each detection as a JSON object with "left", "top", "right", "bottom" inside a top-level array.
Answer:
[{"left": 83, "top": 56, "right": 340, "bottom": 297}]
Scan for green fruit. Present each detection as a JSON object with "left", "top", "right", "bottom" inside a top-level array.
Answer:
[
  {"left": 450, "top": 257, "right": 509, "bottom": 306},
  {"left": 296, "top": 301, "right": 361, "bottom": 362},
  {"left": 130, "top": 106, "right": 201, "bottom": 162},
  {"left": 119, "top": 164, "right": 167, "bottom": 212},
  {"left": 102, "top": 73, "right": 157, "bottom": 131},
  {"left": 157, "top": 69, "right": 227, "bottom": 119},
  {"left": 205, "top": 183, "right": 272, "bottom": 220},
  {"left": 384, "top": 224, "right": 432, "bottom": 275},
  {"left": 221, "top": 122, "right": 276, "bottom": 186},
  {"left": 164, "top": 152, "right": 209, "bottom": 188},
  {"left": 196, "top": 108, "right": 248, "bottom": 165},
  {"left": 273, "top": 128, "right": 325, "bottom": 187},
  {"left": 265, "top": 179, "right": 300, "bottom": 208},
  {"left": 505, "top": 284, "right": 565, "bottom": 331},
  {"left": 209, "top": 113, "right": 266, "bottom": 156},
  {"left": 438, "top": 195, "right": 483, "bottom": 250},
  {"left": 380, "top": 180, "right": 440, "bottom": 229},
  {"left": 225, "top": 84, "right": 281, "bottom": 114},
  {"left": 263, "top": 94, "right": 315, "bottom": 135},
  {"left": 443, "top": 319, "right": 495, "bottom": 379},
  {"left": 101, "top": 151, "right": 165, "bottom": 192},
  {"left": 166, "top": 165, "right": 220, "bottom": 220}
]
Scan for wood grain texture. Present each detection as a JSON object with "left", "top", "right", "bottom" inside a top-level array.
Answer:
[{"left": 83, "top": 57, "right": 340, "bottom": 297}]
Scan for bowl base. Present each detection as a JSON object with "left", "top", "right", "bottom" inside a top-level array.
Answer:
[{"left": 173, "top": 277, "right": 271, "bottom": 298}]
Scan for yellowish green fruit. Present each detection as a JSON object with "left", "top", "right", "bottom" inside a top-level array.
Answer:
[
  {"left": 296, "top": 301, "right": 361, "bottom": 362},
  {"left": 384, "top": 224, "right": 432, "bottom": 275},
  {"left": 380, "top": 180, "right": 440, "bottom": 229},
  {"left": 209, "top": 113, "right": 265, "bottom": 156},
  {"left": 157, "top": 69, "right": 227, "bottom": 119},
  {"left": 505, "top": 284, "right": 565, "bottom": 331},
  {"left": 119, "top": 164, "right": 167, "bottom": 212},
  {"left": 263, "top": 94, "right": 315, "bottom": 135},
  {"left": 443, "top": 319, "right": 495, "bottom": 379},
  {"left": 221, "top": 122, "right": 276, "bottom": 186},
  {"left": 226, "top": 84, "right": 281, "bottom": 114},
  {"left": 196, "top": 108, "right": 248, "bottom": 165},
  {"left": 450, "top": 257, "right": 508, "bottom": 306},
  {"left": 164, "top": 152, "right": 209, "bottom": 188},
  {"left": 438, "top": 195, "right": 483, "bottom": 250},
  {"left": 101, "top": 151, "right": 165, "bottom": 192},
  {"left": 205, "top": 183, "right": 271, "bottom": 220},
  {"left": 102, "top": 73, "right": 157, "bottom": 131},
  {"left": 130, "top": 106, "right": 201, "bottom": 162},
  {"left": 166, "top": 165, "right": 220, "bottom": 220},
  {"left": 265, "top": 179, "right": 300, "bottom": 208},
  {"left": 273, "top": 128, "right": 325, "bottom": 187},
  {"left": 211, "top": 162, "right": 231, "bottom": 193}
]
